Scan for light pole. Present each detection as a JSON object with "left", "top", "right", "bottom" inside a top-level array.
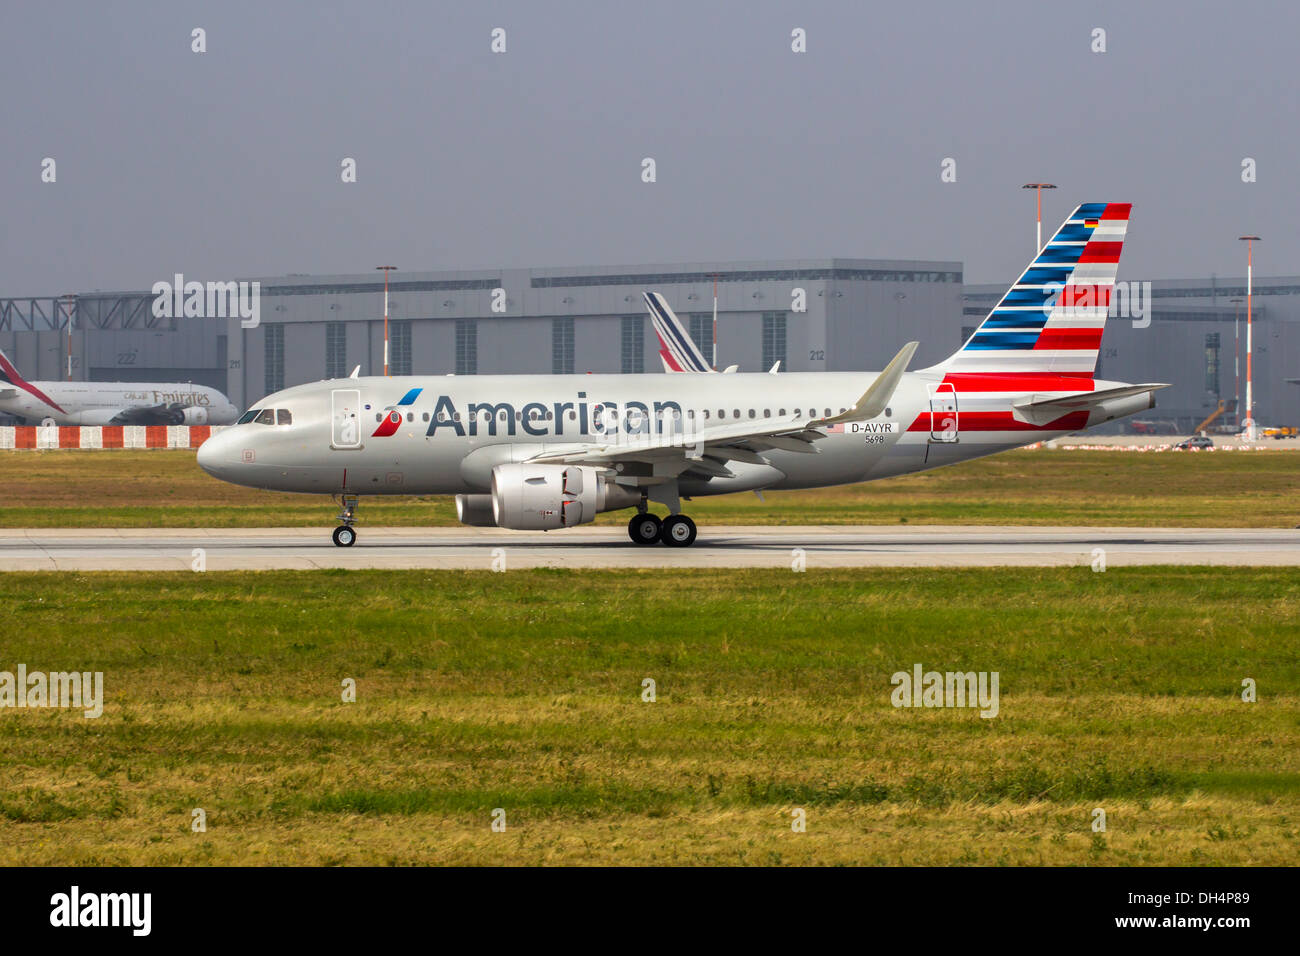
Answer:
[
  {"left": 61, "top": 293, "right": 76, "bottom": 380},
  {"left": 1022, "top": 183, "right": 1056, "bottom": 253},
  {"left": 1237, "top": 237, "right": 1260, "bottom": 439},
  {"left": 375, "top": 266, "right": 397, "bottom": 376},
  {"left": 708, "top": 272, "right": 722, "bottom": 370},
  {"left": 1230, "top": 297, "right": 1243, "bottom": 426}
]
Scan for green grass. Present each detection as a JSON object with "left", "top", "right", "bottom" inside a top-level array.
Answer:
[
  {"left": 1, "top": 447, "right": 1299, "bottom": 527},
  {"left": 1, "top": 567, "right": 1297, "bottom": 864}
]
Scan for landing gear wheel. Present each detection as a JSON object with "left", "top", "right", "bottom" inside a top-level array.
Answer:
[
  {"left": 332, "top": 525, "right": 356, "bottom": 547},
  {"left": 628, "top": 513, "right": 662, "bottom": 545},
  {"left": 660, "top": 514, "right": 697, "bottom": 547}
]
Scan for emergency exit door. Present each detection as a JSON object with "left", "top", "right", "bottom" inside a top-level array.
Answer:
[
  {"left": 928, "top": 382, "right": 958, "bottom": 442},
  {"left": 331, "top": 389, "right": 362, "bottom": 449}
]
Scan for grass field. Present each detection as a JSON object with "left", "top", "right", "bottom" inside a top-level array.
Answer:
[
  {"left": 1, "top": 567, "right": 1297, "bottom": 865},
  {"left": 2, "top": 447, "right": 1298, "bottom": 527}
]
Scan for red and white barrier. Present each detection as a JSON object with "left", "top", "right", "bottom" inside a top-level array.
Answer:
[{"left": 0, "top": 425, "right": 225, "bottom": 450}]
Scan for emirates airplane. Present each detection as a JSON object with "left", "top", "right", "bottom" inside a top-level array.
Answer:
[
  {"left": 199, "top": 203, "right": 1165, "bottom": 547},
  {"left": 0, "top": 348, "right": 238, "bottom": 426}
]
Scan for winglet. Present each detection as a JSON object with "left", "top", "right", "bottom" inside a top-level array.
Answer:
[
  {"left": 349, "top": 365, "right": 360, "bottom": 379},
  {"left": 815, "top": 341, "right": 918, "bottom": 425}
]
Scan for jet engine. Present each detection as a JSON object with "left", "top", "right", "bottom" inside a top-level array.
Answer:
[
  {"left": 455, "top": 494, "right": 497, "bottom": 527},
  {"left": 490, "top": 463, "right": 605, "bottom": 531},
  {"left": 178, "top": 405, "right": 209, "bottom": 425}
]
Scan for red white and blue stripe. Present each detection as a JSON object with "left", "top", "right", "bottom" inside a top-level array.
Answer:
[{"left": 940, "top": 202, "right": 1130, "bottom": 377}]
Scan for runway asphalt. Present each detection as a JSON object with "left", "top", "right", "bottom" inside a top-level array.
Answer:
[{"left": 1, "top": 526, "right": 1298, "bottom": 570}]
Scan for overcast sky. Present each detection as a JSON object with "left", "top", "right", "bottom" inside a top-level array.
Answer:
[{"left": 1, "top": 0, "right": 1292, "bottom": 295}]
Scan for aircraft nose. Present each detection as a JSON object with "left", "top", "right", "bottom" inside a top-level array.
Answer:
[{"left": 196, "top": 427, "right": 238, "bottom": 479}]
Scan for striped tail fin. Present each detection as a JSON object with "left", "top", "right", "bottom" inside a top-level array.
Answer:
[
  {"left": 935, "top": 202, "right": 1131, "bottom": 377},
  {"left": 0, "top": 346, "right": 65, "bottom": 413},
  {"left": 644, "top": 292, "right": 714, "bottom": 373}
]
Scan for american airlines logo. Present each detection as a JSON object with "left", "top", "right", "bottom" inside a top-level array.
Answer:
[
  {"left": 151, "top": 273, "right": 260, "bottom": 328},
  {"left": 377, "top": 391, "right": 694, "bottom": 442}
]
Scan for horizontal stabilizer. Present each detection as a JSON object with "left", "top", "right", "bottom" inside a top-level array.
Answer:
[{"left": 1011, "top": 383, "right": 1169, "bottom": 426}]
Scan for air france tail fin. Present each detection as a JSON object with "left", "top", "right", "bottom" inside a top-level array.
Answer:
[
  {"left": 933, "top": 202, "right": 1131, "bottom": 378},
  {"left": 643, "top": 292, "right": 714, "bottom": 373}
]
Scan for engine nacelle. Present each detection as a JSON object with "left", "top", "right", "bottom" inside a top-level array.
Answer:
[
  {"left": 455, "top": 494, "right": 497, "bottom": 527},
  {"left": 491, "top": 463, "right": 605, "bottom": 531},
  {"left": 179, "top": 406, "right": 209, "bottom": 425}
]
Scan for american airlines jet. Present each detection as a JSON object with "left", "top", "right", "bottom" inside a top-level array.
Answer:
[
  {"left": 198, "top": 203, "right": 1166, "bottom": 547},
  {"left": 0, "top": 348, "right": 239, "bottom": 426}
]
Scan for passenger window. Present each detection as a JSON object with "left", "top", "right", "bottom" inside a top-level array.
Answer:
[
  {"left": 237, "top": 410, "right": 258, "bottom": 425},
  {"left": 763, "top": 409, "right": 770, "bottom": 417},
  {"left": 375, "top": 413, "right": 382, "bottom": 423},
  {"left": 748, "top": 409, "right": 756, "bottom": 418},
  {"left": 779, "top": 408, "right": 786, "bottom": 416},
  {"left": 277, "top": 409, "right": 293, "bottom": 425},
  {"left": 254, "top": 409, "right": 275, "bottom": 425},
  {"left": 733, "top": 409, "right": 740, "bottom": 418},
  {"left": 422, "top": 412, "right": 429, "bottom": 422},
  {"left": 407, "top": 412, "right": 414, "bottom": 423}
]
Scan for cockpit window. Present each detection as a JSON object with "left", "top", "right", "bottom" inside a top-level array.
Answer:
[
  {"left": 276, "top": 409, "right": 293, "bottom": 425},
  {"left": 254, "top": 408, "right": 276, "bottom": 425},
  {"left": 237, "top": 410, "right": 259, "bottom": 425}
]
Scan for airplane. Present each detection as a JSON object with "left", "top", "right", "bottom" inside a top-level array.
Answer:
[
  {"left": 198, "top": 202, "right": 1167, "bottom": 548},
  {"left": 0, "top": 348, "right": 239, "bottom": 426}
]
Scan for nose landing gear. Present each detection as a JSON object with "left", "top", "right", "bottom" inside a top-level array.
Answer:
[{"left": 332, "top": 494, "right": 358, "bottom": 546}]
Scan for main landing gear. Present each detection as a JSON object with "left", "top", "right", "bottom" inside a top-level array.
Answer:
[
  {"left": 626, "top": 511, "right": 698, "bottom": 548},
  {"left": 332, "top": 494, "right": 358, "bottom": 547}
]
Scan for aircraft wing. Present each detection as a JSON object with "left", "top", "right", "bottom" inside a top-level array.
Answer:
[
  {"left": 109, "top": 403, "right": 187, "bottom": 426},
  {"left": 525, "top": 341, "right": 919, "bottom": 480},
  {"left": 524, "top": 415, "right": 825, "bottom": 480}
]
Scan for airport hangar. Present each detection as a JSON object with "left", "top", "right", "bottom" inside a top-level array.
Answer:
[{"left": 1, "top": 260, "right": 1297, "bottom": 432}]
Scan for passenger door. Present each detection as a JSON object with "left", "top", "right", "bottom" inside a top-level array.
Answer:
[
  {"left": 331, "top": 388, "right": 362, "bottom": 449},
  {"left": 928, "top": 382, "right": 958, "bottom": 442}
]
